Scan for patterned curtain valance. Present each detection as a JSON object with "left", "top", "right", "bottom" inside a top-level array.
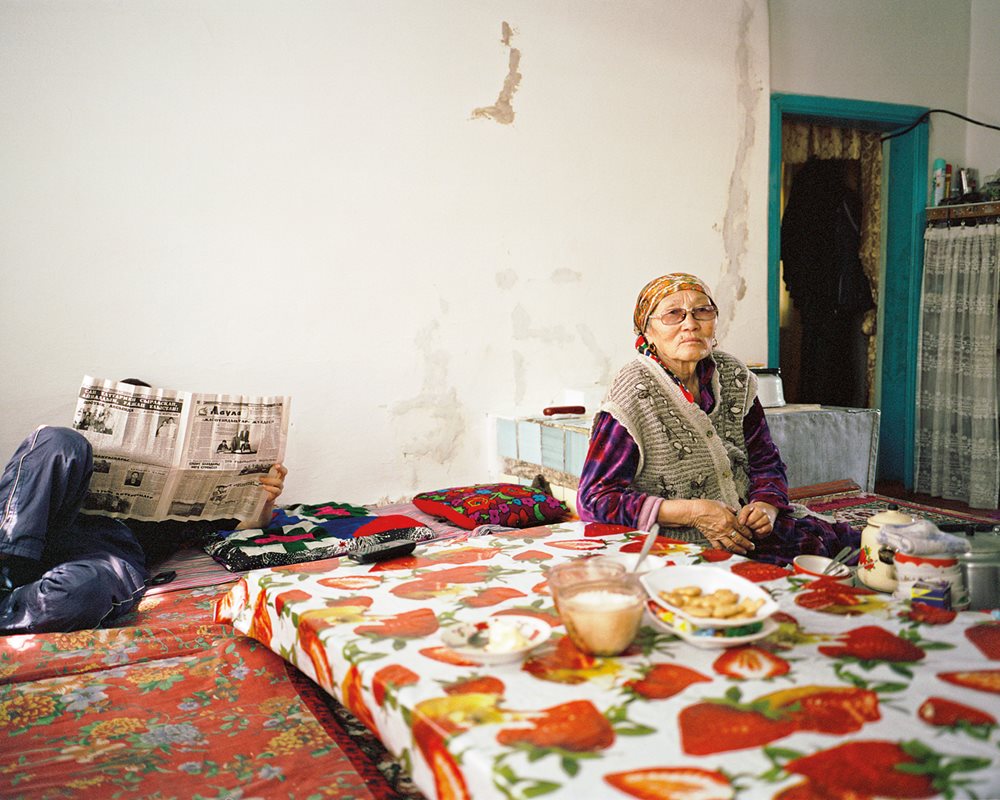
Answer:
[
  {"left": 782, "top": 122, "right": 866, "bottom": 163},
  {"left": 780, "top": 124, "right": 883, "bottom": 296}
]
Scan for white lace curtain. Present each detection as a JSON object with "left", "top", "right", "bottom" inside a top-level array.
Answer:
[{"left": 915, "top": 222, "right": 1000, "bottom": 509}]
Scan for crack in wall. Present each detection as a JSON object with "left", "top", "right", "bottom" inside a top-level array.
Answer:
[
  {"left": 471, "top": 22, "right": 521, "bottom": 125},
  {"left": 715, "top": 0, "right": 759, "bottom": 339}
]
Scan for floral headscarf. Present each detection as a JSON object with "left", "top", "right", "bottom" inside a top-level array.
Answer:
[
  {"left": 633, "top": 273, "right": 717, "bottom": 400},
  {"left": 632, "top": 273, "right": 716, "bottom": 335}
]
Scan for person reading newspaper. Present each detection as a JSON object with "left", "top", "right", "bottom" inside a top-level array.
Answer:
[{"left": 0, "top": 381, "right": 287, "bottom": 635}]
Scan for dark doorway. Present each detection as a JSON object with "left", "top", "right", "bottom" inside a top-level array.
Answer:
[{"left": 779, "top": 157, "right": 874, "bottom": 407}]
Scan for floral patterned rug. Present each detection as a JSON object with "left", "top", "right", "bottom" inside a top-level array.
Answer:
[{"left": 804, "top": 489, "right": 1000, "bottom": 530}]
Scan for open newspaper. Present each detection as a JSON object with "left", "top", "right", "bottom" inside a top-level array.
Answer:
[{"left": 72, "top": 376, "right": 290, "bottom": 524}]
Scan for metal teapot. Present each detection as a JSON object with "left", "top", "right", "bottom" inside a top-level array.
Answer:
[
  {"left": 956, "top": 528, "right": 1000, "bottom": 610},
  {"left": 857, "top": 504, "right": 915, "bottom": 593}
]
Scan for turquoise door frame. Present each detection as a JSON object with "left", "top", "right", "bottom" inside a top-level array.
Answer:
[{"left": 768, "top": 94, "right": 929, "bottom": 487}]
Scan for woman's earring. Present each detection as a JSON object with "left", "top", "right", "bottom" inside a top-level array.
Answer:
[{"left": 712, "top": 337, "right": 718, "bottom": 348}]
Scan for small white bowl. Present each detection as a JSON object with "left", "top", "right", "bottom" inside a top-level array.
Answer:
[
  {"left": 440, "top": 615, "right": 551, "bottom": 665},
  {"left": 599, "top": 553, "right": 668, "bottom": 575},
  {"left": 792, "top": 554, "right": 853, "bottom": 585}
]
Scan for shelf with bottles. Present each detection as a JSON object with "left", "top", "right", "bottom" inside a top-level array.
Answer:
[{"left": 925, "top": 200, "right": 1000, "bottom": 225}]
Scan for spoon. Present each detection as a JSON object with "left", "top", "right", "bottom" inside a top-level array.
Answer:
[
  {"left": 632, "top": 524, "right": 660, "bottom": 573},
  {"left": 822, "top": 546, "right": 860, "bottom": 574}
]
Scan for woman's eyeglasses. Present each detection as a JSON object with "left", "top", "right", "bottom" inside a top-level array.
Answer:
[{"left": 650, "top": 305, "right": 718, "bottom": 326}]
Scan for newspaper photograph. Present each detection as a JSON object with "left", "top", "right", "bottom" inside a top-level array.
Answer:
[{"left": 72, "top": 376, "right": 290, "bottom": 524}]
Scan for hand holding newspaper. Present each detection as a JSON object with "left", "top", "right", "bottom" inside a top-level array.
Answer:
[{"left": 72, "top": 376, "right": 291, "bottom": 524}]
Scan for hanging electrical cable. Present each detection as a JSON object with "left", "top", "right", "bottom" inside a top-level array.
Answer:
[{"left": 881, "top": 108, "right": 1000, "bottom": 142}]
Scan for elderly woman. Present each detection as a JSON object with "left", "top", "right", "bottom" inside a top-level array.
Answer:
[{"left": 577, "top": 273, "right": 859, "bottom": 566}]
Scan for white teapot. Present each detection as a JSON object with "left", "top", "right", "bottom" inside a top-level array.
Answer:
[{"left": 856, "top": 504, "right": 915, "bottom": 592}]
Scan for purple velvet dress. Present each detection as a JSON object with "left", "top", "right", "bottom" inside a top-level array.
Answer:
[{"left": 577, "top": 357, "right": 859, "bottom": 566}]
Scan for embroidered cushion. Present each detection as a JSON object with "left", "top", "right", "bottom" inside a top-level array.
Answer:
[{"left": 412, "top": 483, "right": 569, "bottom": 530}]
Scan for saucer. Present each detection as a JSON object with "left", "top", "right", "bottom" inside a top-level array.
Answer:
[
  {"left": 645, "top": 601, "right": 779, "bottom": 649},
  {"left": 440, "top": 615, "right": 551, "bottom": 665}
]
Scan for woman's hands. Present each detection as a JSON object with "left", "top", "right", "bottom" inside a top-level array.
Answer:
[
  {"left": 658, "top": 498, "right": 755, "bottom": 555},
  {"left": 691, "top": 499, "right": 756, "bottom": 555},
  {"left": 738, "top": 501, "right": 778, "bottom": 539},
  {"left": 237, "top": 463, "right": 287, "bottom": 530}
]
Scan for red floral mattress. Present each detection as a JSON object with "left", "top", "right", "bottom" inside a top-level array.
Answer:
[{"left": 0, "top": 584, "right": 425, "bottom": 800}]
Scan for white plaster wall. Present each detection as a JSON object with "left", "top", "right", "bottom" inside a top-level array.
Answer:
[
  {"left": 0, "top": 1, "right": 771, "bottom": 504},
  {"left": 769, "top": 0, "right": 973, "bottom": 167},
  {"left": 967, "top": 0, "right": 1000, "bottom": 182}
]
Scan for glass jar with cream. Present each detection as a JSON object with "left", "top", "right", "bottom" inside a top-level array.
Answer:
[{"left": 556, "top": 575, "right": 645, "bottom": 656}]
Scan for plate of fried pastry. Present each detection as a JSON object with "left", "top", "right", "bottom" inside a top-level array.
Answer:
[{"left": 640, "top": 565, "right": 780, "bottom": 648}]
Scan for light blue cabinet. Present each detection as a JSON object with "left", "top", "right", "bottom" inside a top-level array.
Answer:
[{"left": 493, "top": 405, "right": 880, "bottom": 497}]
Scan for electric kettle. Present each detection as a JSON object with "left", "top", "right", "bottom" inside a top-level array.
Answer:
[
  {"left": 856, "top": 504, "right": 915, "bottom": 592},
  {"left": 750, "top": 368, "right": 786, "bottom": 408}
]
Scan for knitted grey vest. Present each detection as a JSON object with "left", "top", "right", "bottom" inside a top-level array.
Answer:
[{"left": 601, "top": 351, "right": 758, "bottom": 536}]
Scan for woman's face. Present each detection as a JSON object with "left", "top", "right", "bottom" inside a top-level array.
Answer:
[{"left": 644, "top": 290, "right": 716, "bottom": 372}]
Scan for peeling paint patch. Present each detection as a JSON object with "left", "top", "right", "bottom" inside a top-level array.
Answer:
[
  {"left": 471, "top": 22, "right": 521, "bottom": 125},
  {"left": 575, "top": 323, "right": 614, "bottom": 386},
  {"left": 496, "top": 268, "right": 518, "bottom": 289},
  {"left": 715, "top": 0, "right": 760, "bottom": 338},
  {"left": 550, "top": 268, "right": 582, "bottom": 284},
  {"left": 390, "top": 320, "right": 466, "bottom": 482},
  {"left": 511, "top": 303, "right": 572, "bottom": 343},
  {"left": 512, "top": 350, "right": 526, "bottom": 404},
  {"left": 393, "top": 393, "right": 464, "bottom": 474}
]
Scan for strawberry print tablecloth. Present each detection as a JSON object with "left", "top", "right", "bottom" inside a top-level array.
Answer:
[{"left": 216, "top": 521, "right": 1000, "bottom": 800}]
